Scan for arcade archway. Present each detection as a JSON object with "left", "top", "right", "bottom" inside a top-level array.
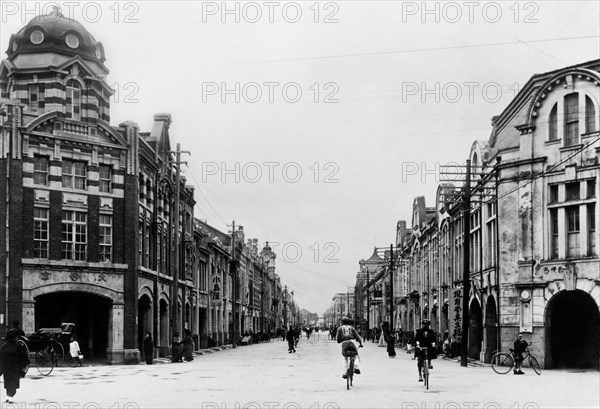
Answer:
[
  {"left": 35, "top": 292, "right": 110, "bottom": 359},
  {"left": 468, "top": 298, "right": 483, "bottom": 360},
  {"left": 484, "top": 295, "right": 498, "bottom": 363},
  {"left": 546, "top": 290, "right": 600, "bottom": 369}
]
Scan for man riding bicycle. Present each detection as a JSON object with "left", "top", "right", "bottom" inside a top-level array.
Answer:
[
  {"left": 336, "top": 316, "right": 363, "bottom": 379},
  {"left": 415, "top": 319, "right": 437, "bottom": 382}
]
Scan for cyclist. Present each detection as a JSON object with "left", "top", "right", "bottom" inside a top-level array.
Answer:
[
  {"left": 415, "top": 319, "right": 436, "bottom": 382},
  {"left": 336, "top": 316, "right": 363, "bottom": 379},
  {"left": 512, "top": 333, "right": 528, "bottom": 375}
]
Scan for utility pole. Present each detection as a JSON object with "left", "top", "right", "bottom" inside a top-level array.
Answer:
[
  {"left": 460, "top": 160, "right": 471, "bottom": 367},
  {"left": 170, "top": 143, "right": 189, "bottom": 343},
  {"left": 366, "top": 269, "right": 370, "bottom": 338},
  {"left": 230, "top": 220, "right": 237, "bottom": 348},
  {"left": 389, "top": 244, "right": 394, "bottom": 330}
]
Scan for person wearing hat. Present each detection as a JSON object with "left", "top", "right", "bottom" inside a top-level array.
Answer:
[
  {"left": 414, "top": 319, "right": 436, "bottom": 382},
  {"left": 336, "top": 316, "right": 363, "bottom": 379},
  {"left": 0, "top": 328, "right": 30, "bottom": 403}
]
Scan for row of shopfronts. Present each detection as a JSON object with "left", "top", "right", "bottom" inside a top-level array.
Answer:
[
  {"left": 0, "top": 9, "right": 300, "bottom": 364},
  {"left": 355, "top": 59, "right": 600, "bottom": 369}
]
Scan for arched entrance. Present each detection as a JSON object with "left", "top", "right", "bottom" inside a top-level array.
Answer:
[
  {"left": 159, "top": 299, "right": 169, "bottom": 357},
  {"left": 484, "top": 295, "right": 498, "bottom": 363},
  {"left": 546, "top": 289, "right": 600, "bottom": 369},
  {"left": 138, "top": 295, "right": 152, "bottom": 352},
  {"left": 35, "top": 292, "right": 110, "bottom": 359},
  {"left": 468, "top": 298, "right": 483, "bottom": 360}
]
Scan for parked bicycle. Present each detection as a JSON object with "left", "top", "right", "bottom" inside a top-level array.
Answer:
[{"left": 491, "top": 345, "right": 541, "bottom": 375}]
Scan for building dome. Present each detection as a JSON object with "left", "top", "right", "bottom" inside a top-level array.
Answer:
[{"left": 6, "top": 6, "right": 105, "bottom": 63}]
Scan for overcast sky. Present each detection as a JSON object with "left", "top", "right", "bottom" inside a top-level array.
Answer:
[{"left": 1, "top": 0, "right": 599, "bottom": 315}]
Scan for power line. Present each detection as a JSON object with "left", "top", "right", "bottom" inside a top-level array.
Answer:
[{"left": 222, "top": 35, "right": 599, "bottom": 65}]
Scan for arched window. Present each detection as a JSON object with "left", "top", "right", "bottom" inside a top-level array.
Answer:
[
  {"left": 564, "top": 93, "right": 579, "bottom": 146},
  {"left": 549, "top": 103, "right": 558, "bottom": 141},
  {"left": 66, "top": 80, "right": 81, "bottom": 120},
  {"left": 586, "top": 96, "right": 597, "bottom": 133}
]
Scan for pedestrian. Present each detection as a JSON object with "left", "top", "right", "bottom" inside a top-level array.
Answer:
[
  {"left": 383, "top": 322, "right": 396, "bottom": 358},
  {"left": 143, "top": 332, "right": 154, "bottom": 365},
  {"left": 69, "top": 336, "right": 83, "bottom": 366},
  {"left": 286, "top": 325, "right": 296, "bottom": 353},
  {"left": 182, "top": 329, "right": 194, "bottom": 362},
  {"left": 0, "top": 328, "right": 30, "bottom": 403},
  {"left": 171, "top": 332, "right": 183, "bottom": 363},
  {"left": 513, "top": 333, "right": 528, "bottom": 375},
  {"left": 10, "top": 321, "right": 25, "bottom": 338}
]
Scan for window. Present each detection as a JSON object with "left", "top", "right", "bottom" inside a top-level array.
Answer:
[
  {"left": 99, "top": 215, "right": 112, "bottom": 262},
  {"left": 29, "top": 84, "right": 45, "bottom": 112},
  {"left": 549, "top": 184, "right": 559, "bottom": 203},
  {"left": 586, "top": 96, "right": 597, "bottom": 133},
  {"left": 549, "top": 103, "right": 558, "bottom": 141},
  {"left": 550, "top": 209, "right": 559, "bottom": 259},
  {"left": 34, "top": 207, "right": 49, "bottom": 258},
  {"left": 588, "top": 180, "right": 596, "bottom": 198},
  {"left": 564, "top": 93, "right": 579, "bottom": 146},
  {"left": 33, "top": 155, "right": 48, "bottom": 186},
  {"left": 62, "top": 160, "right": 87, "bottom": 190},
  {"left": 566, "top": 206, "right": 580, "bottom": 258},
  {"left": 62, "top": 211, "right": 87, "bottom": 261},
  {"left": 99, "top": 164, "right": 112, "bottom": 193},
  {"left": 565, "top": 182, "right": 580, "bottom": 201},
  {"left": 589, "top": 204, "right": 596, "bottom": 256},
  {"left": 66, "top": 80, "right": 81, "bottom": 120}
]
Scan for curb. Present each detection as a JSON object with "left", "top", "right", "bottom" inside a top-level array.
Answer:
[{"left": 148, "top": 344, "right": 234, "bottom": 365}]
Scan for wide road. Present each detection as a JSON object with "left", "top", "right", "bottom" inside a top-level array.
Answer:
[{"left": 2, "top": 332, "right": 599, "bottom": 408}]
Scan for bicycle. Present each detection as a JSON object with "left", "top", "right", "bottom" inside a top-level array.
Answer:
[
  {"left": 419, "top": 347, "right": 431, "bottom": 390},
  {"left": 491, "top": 345, "right": 541, "bottom": 375},
  {"left": 342, "top": 342, "right": 362, "bottom": 390}
]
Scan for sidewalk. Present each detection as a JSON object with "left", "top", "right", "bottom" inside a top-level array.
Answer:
[{"left": 152, "top": 344, "right": 234, "bottom": 364}]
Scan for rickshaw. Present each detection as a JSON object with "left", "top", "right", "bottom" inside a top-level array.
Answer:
[{"left": 17, "top": 323, "right": 76, "bottom": 376}]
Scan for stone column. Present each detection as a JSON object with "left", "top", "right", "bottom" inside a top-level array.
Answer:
[
  {"left": 106, "top": 303, "right": 125, "bottom": 364},
  {"left": 22, "top": 301, "right": 35, "bottom": 334}
]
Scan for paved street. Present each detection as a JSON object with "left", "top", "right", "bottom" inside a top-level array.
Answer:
[{"left": 1, "top": 333, "right": 598, "bottom": 409}]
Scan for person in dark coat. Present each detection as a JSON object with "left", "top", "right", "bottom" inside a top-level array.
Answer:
[
  {"left": 143, "top": 332, "right": 154, "bottom": 365},
  {"left": 383, "top": 322, "right": 396, "bottom": 358},
  {"left": 0, "top": 328, "right": 30, "bottom": 403},
  {"left": 286, "top": 325, "right": 296, "bottom": 353},
  {"left": 171, "top": 332, "right": 183, "bottom": 363},
  {"left": 182, "top": 330, "right": 194, "bottom": 362}
]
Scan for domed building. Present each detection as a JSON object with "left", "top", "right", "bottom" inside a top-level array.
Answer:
[{"left": 0, "top": 8, "right": 198, "bottom": 364}]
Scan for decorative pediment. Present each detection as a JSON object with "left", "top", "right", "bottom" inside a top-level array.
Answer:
[
  {"left": 526, "top": 68, "right": 600, "bottom": 126},
  {"left": 25, "top": 111, "right": 127, "bottom": 147}
]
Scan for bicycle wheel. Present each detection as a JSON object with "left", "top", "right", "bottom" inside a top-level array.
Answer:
[
  {"left": 35, "top": 350, "right": 54, "bottom": 376},
  {"left": 529, "top": 355, "right": 541, "bottom": 375},
  {"left": 491, "top": 352, "right": 514, "bottom": 374},
  {"left": 51, "top": 342, "right": 65, "bottom": 367},
  {"left": 17, "top": 339, "right": 30, "bottom": 375},
  {"left": 423, "top": 365, "right": 429, "bottom": 390},
  {"left": 347, "top": 358, "right": 354, "bottom": 389}
]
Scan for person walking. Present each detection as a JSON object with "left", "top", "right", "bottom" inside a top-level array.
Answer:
[
  {"left": 286, "top": 325, "right": 296, "bottom": 353},
  {"left": 0, "top": 328, "right": 30, "bottom": 403},
  {"left": 143, "top": 332, "right": 154, "bottom": 365},
  {"left": 69, "top": 336, "right": 83, "bottom": 366},
  {"left": 383, "top": 322, "right": 396, "bottom": 358},
  {"left": 182, "top": 329, "right": 194, "bottom": 362}
]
